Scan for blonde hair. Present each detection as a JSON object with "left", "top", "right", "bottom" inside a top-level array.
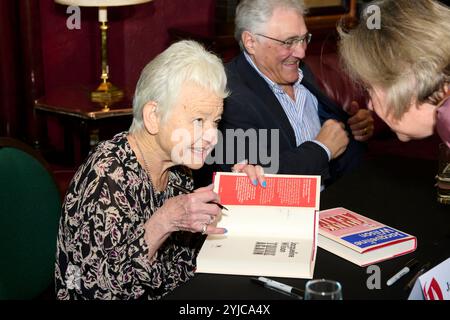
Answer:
[
  {"left": 130, "top": 40, "right": 229, "bottom": 133},
  {"left": 338, "top": 0, "right": 450, "bottom": 119}
]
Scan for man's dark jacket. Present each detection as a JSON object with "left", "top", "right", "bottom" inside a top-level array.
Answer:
[{"left": 196, "top": 52, "right": 366, "bottom": 186}]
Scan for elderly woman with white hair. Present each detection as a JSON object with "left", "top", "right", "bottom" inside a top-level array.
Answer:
[{"left": 55, "top": 40, "right": 265, "bottom": 300}]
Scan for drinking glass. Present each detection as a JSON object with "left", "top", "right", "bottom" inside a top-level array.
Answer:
[
  {"left": 437, "top": 143, "right": 450, "bottom": 205},
  {"left": 304, "top": 279, "right": 343, "bottom": 300}
]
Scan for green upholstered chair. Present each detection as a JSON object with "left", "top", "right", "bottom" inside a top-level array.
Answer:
[{"left": 0, "top": 138, "right": 61, "bottom": 299}]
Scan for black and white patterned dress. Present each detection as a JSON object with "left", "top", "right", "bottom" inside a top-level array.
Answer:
[{"left": 55, "top": 132, "right": 203, "bottom": 300}]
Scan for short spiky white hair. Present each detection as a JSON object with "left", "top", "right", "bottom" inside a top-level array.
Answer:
[
  {"left": 235, "top": 0, "right": 306, "bottom": 50},
  {"left": 129, "top": 40, "right": 229, "bottom": 133}
]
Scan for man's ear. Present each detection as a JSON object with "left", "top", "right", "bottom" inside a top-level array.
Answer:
[
  {"left": 142, "top": 101, "right": 159, "bottom": 135},
  {"left": 242, "top": 31, "right": 256, "bottom": 55}
]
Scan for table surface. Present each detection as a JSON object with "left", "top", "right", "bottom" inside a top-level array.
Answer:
[
  {"left": 34, "top": 86, "right": 132, "bottom": 120},
  {"left": 165, "top": 155, "right": 450, "bottom": 300}
]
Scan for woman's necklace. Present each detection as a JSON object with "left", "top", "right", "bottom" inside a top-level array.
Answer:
[{"left": 131, "top": 134, "right": 167, "bottom": 207}]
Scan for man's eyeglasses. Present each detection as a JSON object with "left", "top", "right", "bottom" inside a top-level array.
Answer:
[{"left": 256, "top": 32, "right": 312, "bottom": 49}]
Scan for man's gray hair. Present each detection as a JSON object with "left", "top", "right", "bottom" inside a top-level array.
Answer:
[
  {"left": 130, "top": 40, "right": 228, "bottom": 133},
  {"left": 235, "top": 0, "right": 306, "bottom": 50}
]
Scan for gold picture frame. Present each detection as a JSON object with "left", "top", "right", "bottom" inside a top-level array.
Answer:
[
  {"left": 305, "top": 0, "right": 352, "bottom": 16},
  {"left": 304, "top": 0, "right": 357, "bottom": 30}
]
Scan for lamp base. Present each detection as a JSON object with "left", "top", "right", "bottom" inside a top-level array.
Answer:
[{"left": 91, "top": 81, "right": 124, "bottom": 111}]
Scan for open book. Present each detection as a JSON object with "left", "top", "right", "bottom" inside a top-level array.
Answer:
[
  {"left": 318, "top": 207, "right": 417, "bottom": 267},
  {"left": 196, "top": 172, "right": 321, "bottom": 279}
]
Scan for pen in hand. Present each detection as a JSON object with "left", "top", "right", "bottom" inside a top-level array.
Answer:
[
  {"left": 170, "top": 182, "right": 229, "bottom": 211},
  {"left": 251, "top": 276, "right": 304, "bottom": 299}
]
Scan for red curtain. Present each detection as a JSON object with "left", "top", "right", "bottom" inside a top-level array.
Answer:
[{"left": 0, "top": 0, "right": 44, "bottom": 145}]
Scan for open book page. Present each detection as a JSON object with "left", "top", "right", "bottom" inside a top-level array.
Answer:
[
  {"left": 196, "top": 172, "right": 320, "bottom": 278},
  {"left": 215, "top": 173, "right": 320, "bottom": 209},
  {"left": 213, "top": 206, "right": 316, "bottom": 238},
  {"left": 198, "top": 235, "right": 315, "bottom": 278}
]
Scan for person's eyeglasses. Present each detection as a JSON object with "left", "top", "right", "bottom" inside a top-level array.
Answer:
[{"left": 256, "top": 32, "right": 312, "bottom": 49}]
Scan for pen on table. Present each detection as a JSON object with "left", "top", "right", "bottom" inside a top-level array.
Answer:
[
  {"left": 251, "top": 276, "right": 304, "bottom": 299},
  {"left": 404, "top": 262, "right": 430, "bottom": 291},
  {"left": 386, "top": 258, "right": 419, "bottom": 286},
  {"left": 170, "top": 183, "right": 228, "bottom": 211}
]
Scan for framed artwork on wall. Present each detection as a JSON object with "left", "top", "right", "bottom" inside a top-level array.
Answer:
[
  {"left": 304, "top": 0, "right": 357, "bottom": 30},
  {"left": 305, "top": 0, "right": 351, "bottom": 15}
]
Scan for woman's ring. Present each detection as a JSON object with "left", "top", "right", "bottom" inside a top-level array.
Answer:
[{"left": 201, "top": 224, "right": 207, "bottom": 235}]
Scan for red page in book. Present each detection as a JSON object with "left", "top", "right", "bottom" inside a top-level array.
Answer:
[{"left": 217, "top": 175, "right": 318, "bottom": 208}]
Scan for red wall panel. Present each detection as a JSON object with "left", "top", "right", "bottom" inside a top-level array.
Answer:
[
  {"left": 40, "top": 0, "right": 215, "bottom": 97},
  {"left": 37, "top": 0, "right": 214, "bottom": 152}
]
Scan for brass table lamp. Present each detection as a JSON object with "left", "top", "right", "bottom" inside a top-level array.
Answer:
[{"left": 55, "top": 0, "right": 152, "bottom": 110}]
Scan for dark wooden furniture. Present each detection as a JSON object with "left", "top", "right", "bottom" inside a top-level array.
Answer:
[{"left": 35, "top": 86, "right": 133, "bottom": 166}]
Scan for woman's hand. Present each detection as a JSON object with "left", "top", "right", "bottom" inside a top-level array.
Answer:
[
  {"left": 150, "top": 184, "right": 226, "bottom": 236},
  {"left": 232, "top": 160, "right": 266, "bottom": 187}
]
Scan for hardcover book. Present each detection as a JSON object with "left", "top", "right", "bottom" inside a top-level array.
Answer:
[
  {"left": 196, "top": 172, "right": 321, "bottom": 279},
  {"left": 318, "top": 207, "right": 417, "bottom": 266}
]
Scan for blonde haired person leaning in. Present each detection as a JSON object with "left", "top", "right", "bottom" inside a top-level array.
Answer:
[
  {"left": 339, "top": 0, "right": 450, "bottom": 147},
  {"left": 55, "top": 40, "right": 265, "bottom": 300}
]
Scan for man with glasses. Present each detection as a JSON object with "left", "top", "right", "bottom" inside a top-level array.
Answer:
[{"left": 216, "top": 0, "right": 374, "bottom": 184}]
